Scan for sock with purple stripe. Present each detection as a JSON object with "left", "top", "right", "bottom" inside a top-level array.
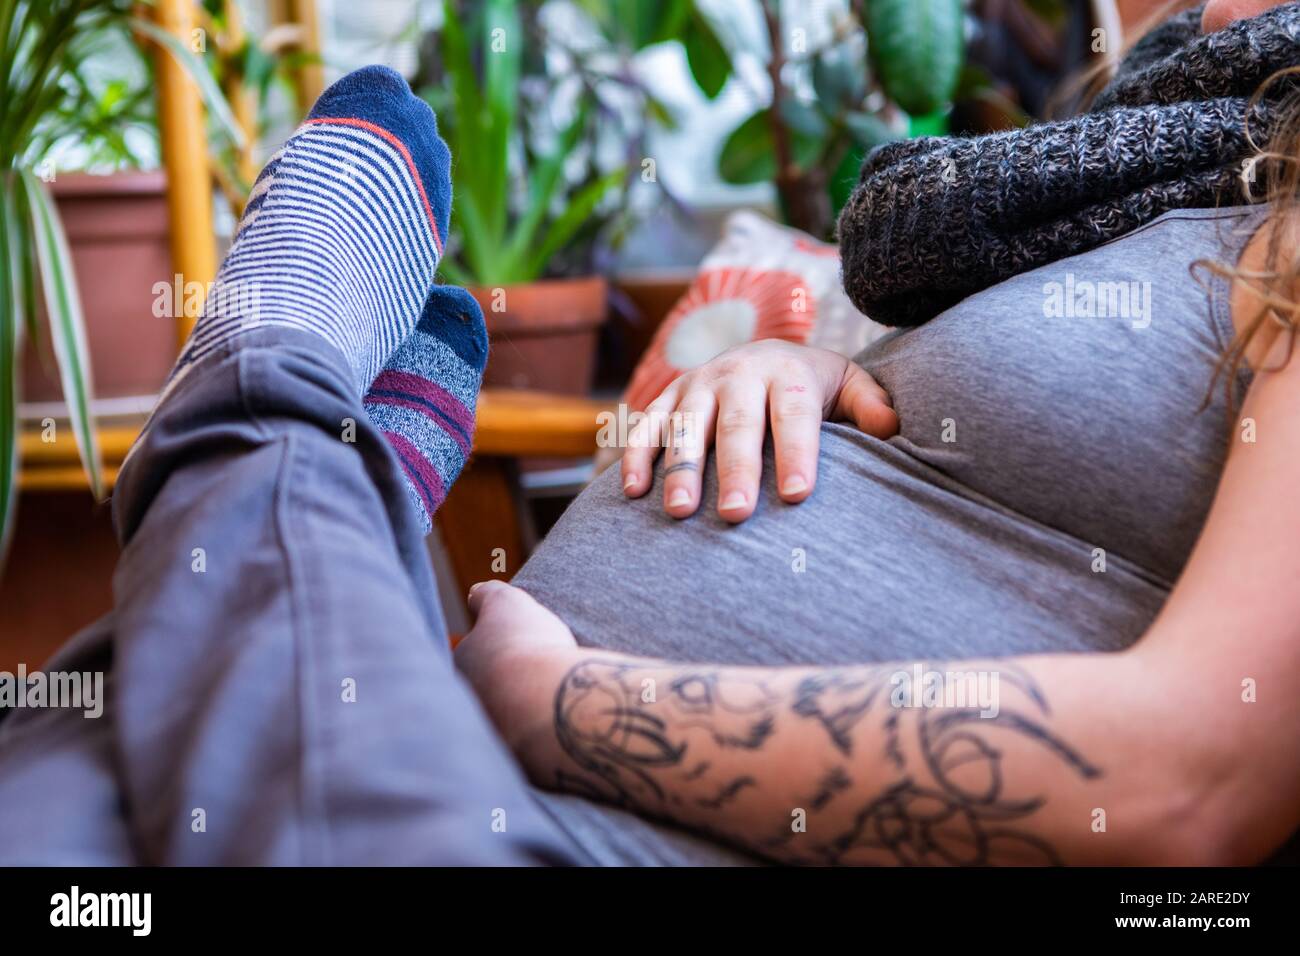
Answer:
[{"left": 364, "top": 284, "right": 488, "bottom": 532}]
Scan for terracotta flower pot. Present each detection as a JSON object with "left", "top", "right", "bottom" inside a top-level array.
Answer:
[
  {"left": 20, "top": 171, "right": 176, "bottom": 407},
  {"left": 470, "top": 276, "right": 607, "bottom": 394}
]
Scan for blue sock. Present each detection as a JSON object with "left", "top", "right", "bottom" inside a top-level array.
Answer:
[
  {"left": 363, "top": 285, "right": 488, "bottom": 532},
  {"left": 160, "top": 65, "right": 487, "bottom": 532},
  {"left": 165, "top": 65, "right": 452, "bottom": 395}
]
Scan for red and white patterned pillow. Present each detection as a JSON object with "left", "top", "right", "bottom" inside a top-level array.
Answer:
[{"left": 623, "top": 210, "right": 889, "bottom": 413}]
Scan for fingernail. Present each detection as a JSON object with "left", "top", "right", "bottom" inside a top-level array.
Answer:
[
  {"left": 668, "top": 488, "right": 691, "bottom": 508},
  {"left": 623, "top": 474, "right": 638, "bottom": 491},
  {"left": 781, "top": 476, "right": 808, "bottom": 495},
  {"left": 719, "top": 491, "right": 747, "bottom": 511}
]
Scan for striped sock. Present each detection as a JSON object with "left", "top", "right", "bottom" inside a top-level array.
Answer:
[
  {"left": 165, "top": 65, "right": 451, "bottom": 395},
  {"left": 363, "top": 285, "right": 488, "bottom": 532}
]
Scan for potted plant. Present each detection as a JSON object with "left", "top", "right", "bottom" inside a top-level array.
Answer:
[
  {"left": 416, "top": 0, "right": 743, "bottom": 391},
  {"left": 417, "top": 0, "right": 634, "bottom": 394},
  {"left": 1, "top": 0, "right": 244, "bottom": 557},
  {"left": 548, "top": 0, "right": 738, "bottom": 383},
  {"left": 717, "top": 0, "right": 967, "bottom": 239}
]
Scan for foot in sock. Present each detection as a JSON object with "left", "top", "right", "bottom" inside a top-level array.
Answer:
[
  {"left": 161, "top": 64, "right": 486, "bottom": 532},
  {"left": 363, "top": 285, "right": 488, "bottom": 533},
  {"left": 167, "top": 65, "right": 452, "bottom": 395}
]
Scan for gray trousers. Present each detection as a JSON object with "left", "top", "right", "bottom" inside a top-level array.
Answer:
[{"left": 0, "top": 329, "right": 578, "bottom": 865}]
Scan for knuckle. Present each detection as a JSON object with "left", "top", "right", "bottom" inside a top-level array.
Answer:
[
  {"left": 705, "top": 356, "right": 742, "bottom": 380},
  {"left": 774, "top": 355, "right": 808, "bottom": 378},
  {"left": 717, "top": 406, "right": 757, "bottom": 433},
  {"left": 773, "top": 397, "right": 818, "bottom": 420},
  {"left": 677, "top": 386, "right": 714, "bottom": 410}
]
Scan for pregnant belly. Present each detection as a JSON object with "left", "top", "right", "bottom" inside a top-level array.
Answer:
[{"left": 512, "top": 424, "right": 1169, "bottom": 668}]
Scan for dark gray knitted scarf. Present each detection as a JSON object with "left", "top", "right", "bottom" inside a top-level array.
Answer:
[{"left": 838, "top": 3, "right": 1300, "bottom": 328}]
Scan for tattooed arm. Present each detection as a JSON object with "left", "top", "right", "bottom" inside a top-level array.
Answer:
[
  {"left": 547, "top": 654, "right": 1116, "bottom": 865},
  {"left": 458, "top": 628, "right": 1294, "bottom": 865},
  {"left": 476, "top": 642, "right": 1172, "bottom": 865}
]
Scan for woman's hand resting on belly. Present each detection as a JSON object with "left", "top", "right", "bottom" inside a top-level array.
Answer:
[{"left": 619, "top": 339, "right": 898, "bottom": 522}]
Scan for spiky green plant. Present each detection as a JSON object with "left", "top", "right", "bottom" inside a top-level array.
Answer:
[
  {"left": 427, "top": 0, "right": 627, "bottom": 287},
  {"left": 0, "top": 0, "right": 242, "bottom": 562}
]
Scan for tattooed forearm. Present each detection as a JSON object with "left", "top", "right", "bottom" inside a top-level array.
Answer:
[
  {"left": 791, "top": 669, "right": 894, "bottom": 755},
  {"left": 552, "top": 660, "right": 780, "bottom": 808},
  {"left": 697, "top": 776, "right": 758, "bottom": 810},
  {"left": 548, "top": 655, "right": 1107, "bottom": 865},
  {"left": 808, "top": 767, "right": 853, "bottom": 811}
]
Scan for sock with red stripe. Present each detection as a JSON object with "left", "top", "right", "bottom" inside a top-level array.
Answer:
[
  {"left": 363, "top": 284, "right": 487, "bottom": 532},
  {"left": 160, "top": 64, "right": 485, "bottom": 533},
  {"left": 165, "top": 65, "right": 452, "bottom": 395}
]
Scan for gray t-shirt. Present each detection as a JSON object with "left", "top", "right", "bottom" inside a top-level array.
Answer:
[{"left": 514, "top": 206, "right": 1289, "bottom": 865}]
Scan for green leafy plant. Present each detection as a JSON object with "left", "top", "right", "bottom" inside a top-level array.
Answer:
[
  {"left": 571, "top": 0, "right": 728, "bottom": 98},
  {"left": 557, "top": 0, "right": 729, "bottom": 271},
  {"left": 419, "top": 0, "right": 641, "bottom": 287},
  {"left": 718, "top": 0, "right": 965, "bottom": 238},
  {"left": 0, "top": 0, "right": 243, "bottom": 560},
  {"left": 416, "top": 0, "right": 733, "bottom": 283}
]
